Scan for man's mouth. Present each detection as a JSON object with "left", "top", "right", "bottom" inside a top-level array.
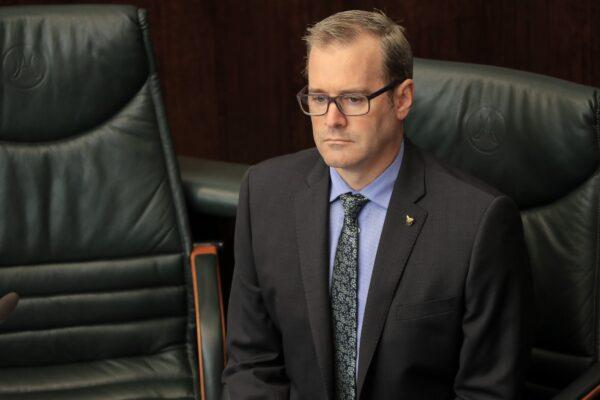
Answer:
[{"left": 324, "top": 138, "right": 352, "bottom": 143}]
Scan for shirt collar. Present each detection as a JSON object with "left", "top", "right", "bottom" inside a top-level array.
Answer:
[{"left": 329, "top": 141, "right": 404, "bottom": 209}]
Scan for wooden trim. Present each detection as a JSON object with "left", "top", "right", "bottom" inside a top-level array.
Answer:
[
  {"left": 191, "top": 244, "right": 218, "bottom": 400},
  {"left": 193, "top": 244, "right": 218, "bottom": 256},
  {"left": 191, "top": 243, "right": 226, "bottom": 361},
  {"left": 216, "top": 256, "right": 227, "bottom": 362},
  {"left": 583, "top": 384, "right": 600, "bottom": 400}
]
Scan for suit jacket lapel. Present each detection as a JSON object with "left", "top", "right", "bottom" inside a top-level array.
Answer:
[
  {"left": 357, "top": 141, "right": 428, "bottom": 398},
  {"left": 294, "top": 157, "right": 334, "bottom": 400}
]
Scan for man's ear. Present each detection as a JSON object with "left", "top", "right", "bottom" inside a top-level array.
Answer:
[{"left": 393, "top": 79, "right": 414, "bottom": 121}]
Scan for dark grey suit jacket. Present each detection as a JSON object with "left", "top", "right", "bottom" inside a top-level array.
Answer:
[{"left": 223, "top": 141, "right": 531, "bottom": 400}]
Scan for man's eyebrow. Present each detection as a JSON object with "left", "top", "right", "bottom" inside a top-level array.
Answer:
[
  {"left": 307, "top": 87, "right": 371, "bottom": 94},
  {"left": 339, "top": 88, "right": 371, "bottom": 95}
]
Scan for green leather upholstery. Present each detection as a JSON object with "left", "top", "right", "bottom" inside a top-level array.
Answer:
[
  {"left": 0, "top": 5, "right": 200, "bottom": 399},
  {"left": 178, "top": 156, "right": 249, "bottom": 218},
  {"left": 406, "top": 58, "right": 600, "bottom": 399}
]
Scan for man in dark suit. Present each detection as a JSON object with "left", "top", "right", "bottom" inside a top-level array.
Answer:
[{"left": 223, "top": 10, "right": 531, "bottom": 400}]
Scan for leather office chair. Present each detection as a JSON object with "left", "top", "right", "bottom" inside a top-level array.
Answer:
[
  {"left": 0, "top": 5, "right": 242, "bottom": 400},
  {"left": 406, "top": 58, "right": 600, "bottom": 399}
]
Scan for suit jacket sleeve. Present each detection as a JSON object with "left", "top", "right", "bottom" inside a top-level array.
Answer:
[
  {"left": 222, "top": 168, "right": 290, "bottom": 400},
  {"left": 454, "top": 195, "right": 532, "bottom": 400}
]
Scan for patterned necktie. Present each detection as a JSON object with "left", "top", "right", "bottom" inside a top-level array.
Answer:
[{"left": 331, "top": 193, "right": 369, "bottom": 400}]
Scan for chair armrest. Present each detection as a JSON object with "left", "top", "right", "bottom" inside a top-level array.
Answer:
[
  {"left": 190, "top": 243, "right": 227, "bottom": 400},
  {"left": 553, "top": 362, "right": 600, "bottom": 399},
  {"left": 178, "top": 156, "right": 249, "bottom": 218}
]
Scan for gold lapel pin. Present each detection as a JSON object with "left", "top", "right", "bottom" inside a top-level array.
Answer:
[{"left": 406, "top": 215, "right": 414, "bottom": 226}]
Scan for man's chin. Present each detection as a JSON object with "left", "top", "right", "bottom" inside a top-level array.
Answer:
[
  {"left": 320, "top": 156, "right": 356, "bottom": 169},
  {"left": 316, "top": 144, "right": 360, "bottom": 169}
]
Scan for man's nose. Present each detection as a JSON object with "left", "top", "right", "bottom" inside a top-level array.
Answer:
[{"left": 325, "top": 100, "right": 347, "bottom": 128}]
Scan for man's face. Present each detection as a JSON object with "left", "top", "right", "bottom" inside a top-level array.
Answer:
[{"left": 307, "top": 33, "right": 411, "bottom": 176}]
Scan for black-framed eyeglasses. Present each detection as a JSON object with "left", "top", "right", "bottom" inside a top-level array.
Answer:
[{"left": 296, "top": 80, "right": 399, "bottom": 116}]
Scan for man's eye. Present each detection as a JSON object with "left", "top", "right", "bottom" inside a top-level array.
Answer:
[
  {"left": 346, "top": 96, "right": 365, "bottom": 104},
  {"left": 310, "top": 95, "right": 328, "bottom": 104}
]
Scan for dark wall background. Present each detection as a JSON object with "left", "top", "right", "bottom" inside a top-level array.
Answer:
[{"left": 3, "top": 0, "right": 599, "bottom": 164}]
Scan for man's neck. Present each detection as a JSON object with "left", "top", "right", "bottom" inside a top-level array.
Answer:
[{"left": 335, "top": 140, "right": 402, "bottom": 191}]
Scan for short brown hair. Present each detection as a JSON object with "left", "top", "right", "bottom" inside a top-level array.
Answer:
[{"left": 303, "top": 10, "right": 413, "bottom": 83}]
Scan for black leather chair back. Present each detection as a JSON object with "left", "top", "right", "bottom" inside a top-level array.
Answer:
[
  {"left": 406, "top": 58, "right": 599, "bottom": 399},
  {"left": 0, "top": 5, "right": 198, "bottom": 399}
]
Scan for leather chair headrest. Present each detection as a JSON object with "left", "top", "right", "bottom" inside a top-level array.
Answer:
[
  {"left": 406, "top": 58, "right": 599, "bottom": 208},
  {"left": 0, "top": 5, "right": 148, "bottom": 142}
]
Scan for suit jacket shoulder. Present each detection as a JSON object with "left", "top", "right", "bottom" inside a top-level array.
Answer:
[
  {"left": 421, "top": 149, "right": 505, "bottom": 200},
  {"left": 244, "top": 148, "right": 328, "bottom": 213},
  {"left": 250, "top": 147, "right": 322, "bottom": 185}
]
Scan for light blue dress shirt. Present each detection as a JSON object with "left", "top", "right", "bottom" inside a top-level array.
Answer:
[{"left": 328, "top": 142, "right": 404, "bottom": 372}]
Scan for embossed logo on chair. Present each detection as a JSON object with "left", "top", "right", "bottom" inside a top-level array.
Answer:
[
  {"left": 465, "top": 106, "right": 506, "bottom": 154},
  {"left": 2, "top": 45, "right": 47, "bottom": 89}
]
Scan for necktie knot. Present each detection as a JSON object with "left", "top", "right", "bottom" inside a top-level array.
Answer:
[{"left": 339, "top": 193, "right": 368, "bottom": 221}]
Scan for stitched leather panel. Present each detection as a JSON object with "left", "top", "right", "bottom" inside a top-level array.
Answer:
[
  {"left": 0, "top": 346, "right": 195, "bottom": 399},
  {"left": 0, "top": 254, "right": 184, "bottom": 297},
  {"left": 0, "top": 317, "right": 186, "bottom": 367},
  {"left": 0, "top": 82, "right": 181, "bottom": 265},
  {"left": 523, "top": 173, "right": 598, "bottom": 356},
  {"left": 1, "top": 287, "right": 185, "bottom": 333}
]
